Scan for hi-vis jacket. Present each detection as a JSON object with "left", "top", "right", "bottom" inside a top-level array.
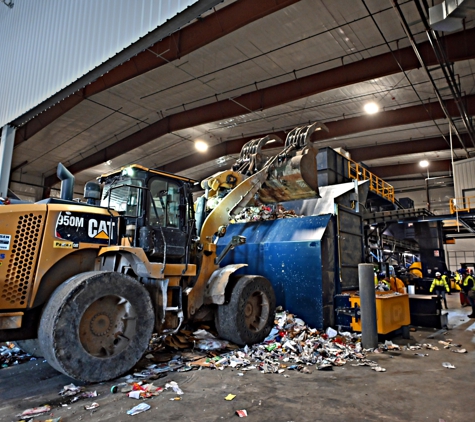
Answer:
[
  {"left": 462, "top": 275, "right": 475, "bottom": 293},
  {"left": 430, "top": 277, "right": 450, "bottom": 293}
]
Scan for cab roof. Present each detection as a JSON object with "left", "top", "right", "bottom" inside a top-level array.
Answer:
[{"left": 98, "top": 164, "right": 197, "bottom": 184}]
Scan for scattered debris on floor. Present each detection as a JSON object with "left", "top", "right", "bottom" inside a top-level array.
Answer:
[
  {"left": 438, "top": 339, "right": 462, "bottom": 348},
  {"left": 451, "top": 348, "right": 467, "bottom": 353},
  {"left": 84, "top": 402, "right": 100, "bottom": 410},
  {"left": 0, "top": 342, "right": 37, "bottom": 368},
  {"left": 59, "top": 383, "right": 82, "bottom": 396},
  {"left": 8, "top": 308, "right": 471, "bottom": 420},
  {"left": 127, "top": 403, "right": 151, "bottom": 416},
  {"left": 16, "top": 405, "right": 52, "bottom": 418},
  {"left": 56, "top": 383, "right": 98, "bottom": 404},
  {"left": 142, "top": 310, "right": 373, "bottom": 377},
  {"left": 126, "top": 382, "right": 163, "bottom": 399},
  {"left": 423, "top": 344, "right": 439, "bottom": 351},
  {"left": 164, "top": 381, "right": 183, "bottom": 395},
  {"left": 18, "top": 418, "right": 61, "bottom": 422},
  {"left": 134, "top": 309, "right": 471, "bottom": 381}
]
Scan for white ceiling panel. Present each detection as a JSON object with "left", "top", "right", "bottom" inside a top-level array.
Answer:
[{"left": 6, "top": 0, "right": 475, "bottom": 202}]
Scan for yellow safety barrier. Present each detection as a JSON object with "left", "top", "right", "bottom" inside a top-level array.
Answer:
[
  {"left": 347, "top": 160, "right": 395, "bottom": 203},
  {"left": 449, "top": 196, "right": 475, "bottom": 214}
]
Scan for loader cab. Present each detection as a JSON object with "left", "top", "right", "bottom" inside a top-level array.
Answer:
[{"left": 99, "top": 165, "right": 197, "bottom": 263}]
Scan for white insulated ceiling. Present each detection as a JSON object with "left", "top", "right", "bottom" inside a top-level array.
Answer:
[{"left": 9, "top": 0, "right": 475, "bottom": 194}]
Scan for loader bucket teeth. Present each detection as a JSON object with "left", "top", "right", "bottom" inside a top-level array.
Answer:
[
  {"left": 256, "top": 123, "right": 322, "bottom": 203},
  {"left": 233, "top": 135, "right": 283, "bottom": 175}
]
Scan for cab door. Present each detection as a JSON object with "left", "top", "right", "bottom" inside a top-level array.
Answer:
[{"left": 147, "top": 177, "right": 188, "bottom": 260}]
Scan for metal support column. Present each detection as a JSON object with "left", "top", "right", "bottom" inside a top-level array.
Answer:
[
  {"left": 0, "top": 125, "right": 16, "bottom": 197},
  {"left": 359, "top": 263, "right": 378, "bottom": 349}
]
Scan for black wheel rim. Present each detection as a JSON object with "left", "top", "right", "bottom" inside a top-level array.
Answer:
[
  {"left": 244, "top": 290, "right": 270, "bottom": 332},
  {"left": 79, "top": 295, "right": 137, "bottom": 357}
]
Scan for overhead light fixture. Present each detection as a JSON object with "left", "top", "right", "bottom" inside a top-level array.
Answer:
[
  {"left": 419, "top": 160, "right": 430, "bottom": 179},
  {"left": 106, "top": 160, "right": 112, "bottom": 165},
  {"left": 122, "top": 167, "right": 134, "bottom": 177},
  {"left": 364, "top": 102, "right": 379, "bottom": 114},
  {"left": 195, "top": 140, "right": 208, "bottom": 152}
]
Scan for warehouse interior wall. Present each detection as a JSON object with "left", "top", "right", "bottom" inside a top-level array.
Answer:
[
  {"left": 444, "top": 238, "right": 475, "bottom": 272},
  {"left": 390, "top": 179, "right": 454, "bottom": 214}
]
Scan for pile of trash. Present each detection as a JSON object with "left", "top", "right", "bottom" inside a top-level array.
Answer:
[
  {"left": 234, "top": 205, "right": 301, "bottom": 223},
  {"left": 140, "top": 310, "right": 384, "bottom": 376},
  {"left": 0, "top": 342, "right": 36, "bottom": 368},
  {"left": 140, "top": 313, "right": 471, "bottom": 378}
]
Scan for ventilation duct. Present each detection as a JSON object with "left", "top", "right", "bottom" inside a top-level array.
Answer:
[{"left": 429, "top": 0, "right": 475, "bottom": 32}]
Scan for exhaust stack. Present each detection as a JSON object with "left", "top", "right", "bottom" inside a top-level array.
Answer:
[{"left": 57, "top": 163, "right": 75, "bottom": 201}]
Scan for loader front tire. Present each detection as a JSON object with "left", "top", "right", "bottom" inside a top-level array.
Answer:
[
  {"left": 38, "top": 271, "right": 154, "bottom": 383},
  {"left": 15, "top": 339, "right": 43, "bottom": 357},
  {"left": 215, "top": 275, "right": 276, "bottom": 346}
]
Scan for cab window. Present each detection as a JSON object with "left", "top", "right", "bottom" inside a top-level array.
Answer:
[
  {"left": 101, "top": 178, "right": 143, "bottom": 217},
  {"left": 149, "top": 178, "right": 181, "bottom": 228}
]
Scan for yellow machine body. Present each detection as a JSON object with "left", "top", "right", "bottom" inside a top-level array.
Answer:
[{"left": 350, "top": 292, "right": 411, "bottom": 335}]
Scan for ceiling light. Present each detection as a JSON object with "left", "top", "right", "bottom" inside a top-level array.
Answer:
[
  {"left": 364, "top": 102, "right": 379, "bottom": 114},
  {"left": 106, "top": 160, "right": 112, "bottom": 165},
  {"left": 419, "top": 160, "right": 429, "bottom": 168},
  {"left": 195, "top": 140, "right": 208, "bottom": 152},
  {"left": 122, "top": 167, "right": 134, "bottom": 177}
]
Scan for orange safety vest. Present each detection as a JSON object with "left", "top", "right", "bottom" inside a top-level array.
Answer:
[{"left": 388, "top": 276, "right": 405, "bottom": 293}]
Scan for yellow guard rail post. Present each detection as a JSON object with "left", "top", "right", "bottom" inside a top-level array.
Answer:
[
  {"left": 347, "top": 159, "right": 395, "bottom": 203},
  {"left": 449, "top": 196, "right": 475, "bottom": 214}
]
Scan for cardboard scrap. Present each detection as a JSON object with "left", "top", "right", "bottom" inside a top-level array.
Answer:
[{"left": 18, "top": 405, "right": 51, "bottom": 417}]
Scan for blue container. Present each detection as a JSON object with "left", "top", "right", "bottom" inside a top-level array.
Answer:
[{"left": 217, "top": 214, "right": 336, "bottom": 329}]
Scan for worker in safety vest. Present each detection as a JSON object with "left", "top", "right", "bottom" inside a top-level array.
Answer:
[
  {"left": 386, "top": 274, "right": 406, "bottom": 294},
  {"left": 376, "top": 272, "right": 390, "bottom": 291},
  {"left": 430, "top": 272, "right": 450, "bottom": 309},
  {"left": 460, "top": 268, "right": 475, "bottom": 318},
  {"left": 454, "top": 271, "right": 462, "bottom": 290},
  {"left": 442, "top": 273, "right": 452, "bottom": 294}
]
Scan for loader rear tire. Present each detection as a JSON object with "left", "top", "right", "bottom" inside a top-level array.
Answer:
[
  {"left": 38, "top": 271, "right": 154, "bottom": 383},
  {"left": 215, "top": 275, "right": 275, "bottom": 346},
  {"left": 15, "top": 339, "right": 43, "bottom": 357}
]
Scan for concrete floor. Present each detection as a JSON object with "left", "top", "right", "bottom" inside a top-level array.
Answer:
[{"left": 1, "top": 294, "right": 474, "bottom": 422}]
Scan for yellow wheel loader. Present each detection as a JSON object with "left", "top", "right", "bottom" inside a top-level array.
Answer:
[{"left": 0, "top": 123, "right": 324, "bottom": 382}]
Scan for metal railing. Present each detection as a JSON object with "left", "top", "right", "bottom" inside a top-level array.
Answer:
[
  {"left": 347, "top": 160, "right": 394, "bottom": 203},
  {"left": 449, "top": 196, "right": 475, "bottom": 214}
]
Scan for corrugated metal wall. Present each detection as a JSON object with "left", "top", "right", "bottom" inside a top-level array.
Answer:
[
  {"left": 0, "top": 0, "right": 199, "bottom": 127},
  {"left": 453, "top": 157, "right": 475, "bottom": 198}
]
